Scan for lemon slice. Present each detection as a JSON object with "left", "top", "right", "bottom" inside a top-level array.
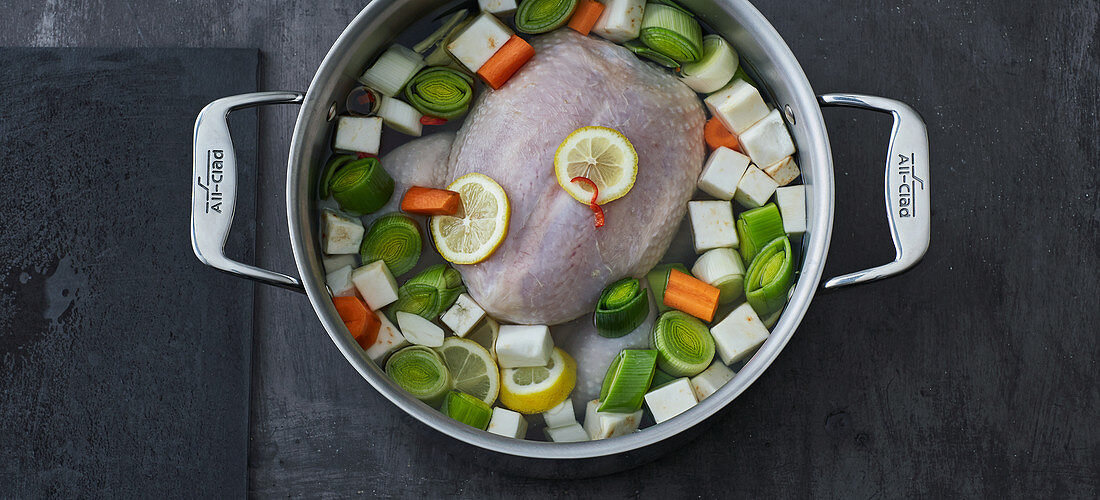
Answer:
[
  {"left": 430, "top": 173, "right": 510, "bottom": 265},
  {"left": 436, "top": 337, "right": 499, "bottom": 404},
  {"left": 554, "top": 126, "right": 638, "bottom": 205},
  {"left": 499, "top": 348, "right": 577, "bottom": 414}
]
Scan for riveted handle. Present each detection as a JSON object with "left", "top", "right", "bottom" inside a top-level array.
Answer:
[
  {"left": 191, "top": 91, "right": 306, "bottom": 291},
  {"left": 818, "top": 94, "right": 930, "bottom": 289}
]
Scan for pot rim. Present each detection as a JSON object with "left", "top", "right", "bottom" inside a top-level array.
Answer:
[{"left": 286, "top": 0, "right": 834, "bottom": 459}]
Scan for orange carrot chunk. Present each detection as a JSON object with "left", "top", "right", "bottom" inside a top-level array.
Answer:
[
  {"left": 400, "top": 186, "right": 462, "bottom": 216},
  {"left": 568, "top": 0, "right": 606, "bottom": 36},
  {"left": 663, "top": 269, "right": 721, "bottom": 322},
  {"left": 333, "top": 296, "right": 380, "bottom": 349},
  {"left": 477, "top": 35, "right": 536, "bottom": 90},
  {"left": 704, "top": 117, "right": 741, "bottom": 152}
]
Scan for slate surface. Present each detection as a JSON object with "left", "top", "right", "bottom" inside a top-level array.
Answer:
[
  {"left": 0, "top": 48, "right": 259, "bottom": 497},
  {"left": 1, "top": 0, "right": 1098, "bottom": 497}
]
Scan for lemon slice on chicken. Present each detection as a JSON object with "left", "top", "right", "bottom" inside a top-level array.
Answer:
[
  {"left": 554, "top": 126, "right": 638, "bottom": 204},
  {"left": 431, "top": 173, "right": 510, "bottom": 264}
]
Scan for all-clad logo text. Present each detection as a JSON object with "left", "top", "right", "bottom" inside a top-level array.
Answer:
[
  {"left": 197, "top": 149, "right": 224, "bottom": 214},
  {"left": 896, "top": 152, "right": 924, "bottom": 218}
]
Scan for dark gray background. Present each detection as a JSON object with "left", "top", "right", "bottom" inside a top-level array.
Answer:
[{"left": 2, "top": 0, "right": 1098, "bottom": 497}]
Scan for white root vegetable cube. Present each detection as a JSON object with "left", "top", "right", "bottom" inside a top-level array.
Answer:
[
  {"left": 710, "top": 302, "right": 770, "bottom": 365},
  {"left": 690, "top": 361, "right": 735, "bottom": 401},
  {"left": 644, "top": 378, "right": 698, "bottom": 424},
  {"left": 325, "top": 265, "right": 356, "bottom": 298},
  {"left": 440, "top": 293, "right": 487, "bottom": 337},
  {"left": 478, "top": 0, "right": 517, "bottom": 16},
  {"left": 704, "top": 79, "right": 770, "bottom": 134},
  {"left": 592, "top": 0, "right": 646, "bottom": 43},
  {"left": 495, "top": 325, "right": 554, "bottom": 368},
  {"left": 365, "top": 312, "right": 409, "bottom": 363},
  {"left": 698, "top": 147, "right": 751, "bottom": 200},
  {"left": 545, "top": 422, "right": 589, "bottom": 442},
  {"left": 333, "top": 116, "right": 383, "bottom": 155},
  {"left": 395, "top": 311, "right": 445, "bottom": 347},
  {"left": 322, "top": 254, "right": 358, "bottom": 274},
  {"left": 733, "top": 166, "right": 778, "bottom": 209},
  {"left": 740, "top": 109, "right": 796, "bottom": 168},
  {"left": 321, "top": 210, "right": 364, "bottom": 255},
  {"left": 351, "top": 260, "right": 399, "bottom": 310},
  {"left": 487, "top": 407, "right": 528, "bottom": 439},
  {"left": 542, "top": 398, "right": 577, "bottom": 429},
  {"left": 583, "top": 400, "right": 643, "bottom": 440},
  {"left": 775, "top": 185, "right": 807, "bottom": 235},
  {"left": 762, "top": 156, "right": 801, "bottom": 186},
  {"left": 688, "top": 200, "right": 738, "bottom": 253},
  {"left": 446, "top": 12, "right": 513, "bottom": 73},
  {"left": 378, "top": 96, "right": 423, "bottom": 137}
]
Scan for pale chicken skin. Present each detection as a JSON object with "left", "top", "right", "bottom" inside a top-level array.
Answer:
[{"left": 448, "top": 30, "right": 705, "bottom": 325}]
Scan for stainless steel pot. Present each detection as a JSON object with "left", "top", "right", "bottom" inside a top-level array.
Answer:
[{"left": 190, "top": 0, "right": 929, "bottom": 475}]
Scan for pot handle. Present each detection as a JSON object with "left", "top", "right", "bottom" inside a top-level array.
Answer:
[
  {"left": 817, "top": 93, "right": 930, "bottom": 289},
  {"left": 191, "top": 91, "right": 306, "bottom": 291}
]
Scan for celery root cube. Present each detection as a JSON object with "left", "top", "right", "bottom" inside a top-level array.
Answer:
[
  {"left": 333, "top": 116, "right": 383, "bottom": 155},
  {"left": 762, "top": 156, "right": 801, "bottom": 186},
  {"left": 775, "top": 185, "right": 807, "bottom": 235},
  {"left": 644, "top": 378, "right": 698, "bottom": 424},
  {"left": 740, "top": 109, "right": 796, "bottom": 168},
  {"left": 325, "top": 265, "right": 356, "bottom": 298},
  {"left": 446, "top": 12, "right": 513, "bottom": 73},
  {"left": 688, "top": 200, "right": 738, "bottom": 253},
  {"left": 592, "top": 0, "right": 646, "bottom": 43},
  {"left": 704, "top": 79, "right": 770, "bottom": 134},
  {"left": 710, "top": 302, "right": 770, "bottom": 365},
  {"left": 351, "top": 260, "right": 399, "bottom": 310},
  {"left": 733, "top": 166, "right": 778, "bottom": 209},
  {"left": 698, "top": 147, "right": 751, "bottom": 200},
  {"left": 321, "top": 210, "right": 364, "bottom": 255},
  {"left": 495, "top": 325, "right": 554, "bottom": 368}
]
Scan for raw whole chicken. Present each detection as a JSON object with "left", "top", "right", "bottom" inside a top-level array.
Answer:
[
  {"left": 388, "top": 31, "right": 705, "bottom": 325},
  {"left": 448, "top": 30, "right": 705, "bottom": 325}
]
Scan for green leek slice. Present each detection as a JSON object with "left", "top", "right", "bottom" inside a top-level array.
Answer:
[
  {"left": 359, "top": 45, "right": 425, "bottom": 97},
  {"left": 598, "top": 349, "right": 658, "bottom": 413},
  {"left": 679, "top": 35, "right": 738, "bottom": 93},
  {"left": 360, "top": 213, "right": 422, "bottom": 277},
  {"left": 319, "top": 155, "right": 355, "bottom": 200},
  {"left": 651, "top": 311, "right": 715, "bottom": 377},
  {"left": 736, "top": 203, "right": 785, "bottom": 263},
  {"left": 385, "top": 345, "right": 452, "bottom": 408},
  {"left": 594, "top": 278, "right": 650, "bottom": 338},
  {"left": 692, "top": 248, "right": 745, "bottom": 305},
  {"left": 391, "top": 265, "right": 465, "bottom": 319},
  {"left": 442, "top": 391, "right": 493, "bottom": 430},
  {"left": 327, "top": 156, "right": 395, "bottom": 215},
  {"left": 744, "top": 236, "right": 794, "bottom": 319},
  {"left": 390, "top": 283, "right": 442, "bottom": 320},
  {"left": 514, "top": 0, "right": 579, "bottom": 34},
  {"left": 646, "top": 263, "right": 688, "bottom": 312},
  {"left": 405, "top": 67, "right": 474, "bottom": 120},
  {"left": 623, "top": 40, "right": 682, "bottom": 70},
  {"left": 639, "top": 3, "right": 703, "bottom": 63}
]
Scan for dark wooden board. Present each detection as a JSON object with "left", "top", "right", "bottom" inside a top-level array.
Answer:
[
  {"left": 0, "top": 48, "right": 259, "bottom": 497},
  {"left": 0, "top": 0, "right": 1097, "bottom": 496}
]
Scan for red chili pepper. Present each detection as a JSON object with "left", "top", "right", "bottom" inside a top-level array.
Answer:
[
  {"left": 420, "top": 116, "right": 448, "bottom": 126},
  {"left": 570, "top": 176, "right": 605, "bottom": 228},
  {"left": 357, "top": 152, "right": 378, "bottom": 159}
]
